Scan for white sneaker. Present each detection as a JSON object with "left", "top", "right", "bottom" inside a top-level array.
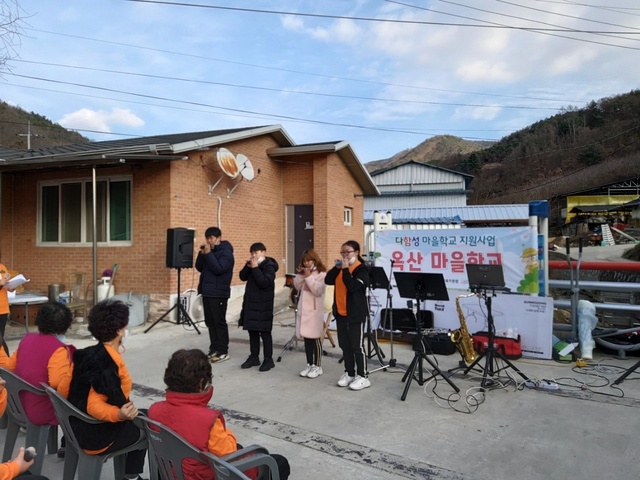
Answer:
[
  {"left": 348, "top": 375, "right": 371, "bottom": 391},
  {"left": 299, "top": 364, "right": 312, "bottom": 377},
  {"left": 337, "top": 372, "right": 355, "bottom": 387},
  {"left": 307, "top": 365, "right": 323, "bottom": 379}
]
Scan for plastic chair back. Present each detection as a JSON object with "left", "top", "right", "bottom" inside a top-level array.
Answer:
[
  {"left": 137, "top": 415, "right": 278, "bottom": 480},
  {"left": 204, "top": 449, "right": 280, "bottom": 480},
  {"left": 41, "top": 383, "right": 149, "bottom": 480},
  {"left": 0, "top": 367, "right": 57, "bottom": 475}
]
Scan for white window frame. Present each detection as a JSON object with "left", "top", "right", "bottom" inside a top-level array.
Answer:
[
  {"left": 344, "top": 207, "right": 352, "bottom": 226},
  {"left": 37, "top": 175, "right": 133, "bottom": 247}
]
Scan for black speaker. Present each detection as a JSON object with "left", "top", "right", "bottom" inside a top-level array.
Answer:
[{"left": 166, "top": 228, "right": 194, "bottom": 269}]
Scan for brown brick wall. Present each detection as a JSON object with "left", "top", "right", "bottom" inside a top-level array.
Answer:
[{"left": 0, "top": 136, "right": 366, "bottom": 313}]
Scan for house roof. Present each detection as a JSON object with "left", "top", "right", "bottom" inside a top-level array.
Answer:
[
  {"left": 370, "top": 160, "right": 474, "bottom": 179},
  {"left": 364, "top": 204, "right": 529, "bottom": 225},
  {"left": 558, "top": 175, "right": 640, "bottom": 198},
  {"left": 0, "top": 125, "right": 294, "bottom": 172},
  {"left": 266, "top": 141, "right": 379, "bottom": 196},
  {"left": 364, "top": 210, "right": 463, "bottom": 224},
  {"left": 570, "top": 204, "right": 632, "bottom": 214}
]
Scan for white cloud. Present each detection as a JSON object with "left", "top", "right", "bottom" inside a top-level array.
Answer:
[
  {"left": 454, "top": 105, "right": 502, "bottom": 121},
  {"left": 281, "top": 15, "right": 304, "bottom": 32},
  {"left": 58, "top": 108, "right": 144, "bottom": 133},
  {"left": 456, "top": 60, "right": 517, "bottom": 83},
  {"left": 281, "top": 15, "right": 361, "bottom": 43}
]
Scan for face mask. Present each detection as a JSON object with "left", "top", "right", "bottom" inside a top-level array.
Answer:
[
  {"left": 215, "top": 239, "right": 221, "bottom": 246},
  {"left": 258, "top": 256, "right": 265, "bottom": 264},
  {"left": 55, "top": 334, "right": 66, "bottom": 343},
  {"left": 348, "top": 256, "right": 357, "bottom": 266}
]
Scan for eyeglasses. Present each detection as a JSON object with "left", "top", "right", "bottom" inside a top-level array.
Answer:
[{"left": 340, "top": 250, "right": 355, "bottom": 254}]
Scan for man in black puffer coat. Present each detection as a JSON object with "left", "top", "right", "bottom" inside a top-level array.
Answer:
[
  {"left": 239, "top": 242, "right": 279, "bottom": 372},
  {"left": 196, "top": 227, "right": 234, "bottom": 363}
]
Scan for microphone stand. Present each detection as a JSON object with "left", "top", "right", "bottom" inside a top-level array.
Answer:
[
  {"left": 387, "top": 259, "right": 397, "bottom": 368},
  {"left": 371, "top": 259, "right": 398, "bottom": 370}
]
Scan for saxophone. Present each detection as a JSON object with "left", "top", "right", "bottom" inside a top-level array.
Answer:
[{"left": 451, "top": 293, "right": 477, "bottom": 364}]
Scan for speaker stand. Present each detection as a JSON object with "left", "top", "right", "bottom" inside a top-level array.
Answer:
[{"left": 144, "top": 268, "right": 201, "bottom": 334}]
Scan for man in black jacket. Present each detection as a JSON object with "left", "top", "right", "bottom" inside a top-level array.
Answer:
[{"left": 196, "top": 227, "right": 235, "bottom": 363}]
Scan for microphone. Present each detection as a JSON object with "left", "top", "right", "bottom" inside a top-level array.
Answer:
[{"left": 24, "top": 447, "right": 36, "bottom": 462}]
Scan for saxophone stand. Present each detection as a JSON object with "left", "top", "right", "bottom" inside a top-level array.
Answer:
[
  {"left": 462, "top": 287, "right": 529, "bottom": 388},
  {"left": 395, "top": 272, "right": 460, "bottom": 401},
  {"left": 145, "top": 268, "right": 201, "bottom": 334}
]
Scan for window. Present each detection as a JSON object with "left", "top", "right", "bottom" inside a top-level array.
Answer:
[
  {"left": 39, "top": 177, "right": 132, "bottom": 245},
  {"left": 344, "top": 207, "right": 352, "bottom": 226}
]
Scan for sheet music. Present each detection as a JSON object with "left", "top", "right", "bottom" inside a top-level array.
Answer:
[{"left": 6, "top": 274, "right": 30, "bottom": 290}]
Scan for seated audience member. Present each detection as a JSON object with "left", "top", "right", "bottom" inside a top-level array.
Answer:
[
  {"left": 0, "top": 378, "right": 50, "bottom": 480},
  {"left": 0, "top": 302, "right": 75, "bottom": 457},
  {"left": 149, "top": 349, "right": 290, "bottom": 480},
  {"left": 67, "top": 300, "right": 147, "bottom": 480}
]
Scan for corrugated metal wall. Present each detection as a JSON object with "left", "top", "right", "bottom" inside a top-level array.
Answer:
[
  {"left": 373, "top": 163, "right": 465, "bottom": 189},
  {"left": 365, "top": 194, "right": 467, "bottom": 210}
]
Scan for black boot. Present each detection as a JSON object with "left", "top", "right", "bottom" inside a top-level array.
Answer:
[
  {"left": 259, "top": 358, "right": 275, "bottom": 372},
  {"left": 241, "top": 356, "right": 260, "bottom": 369}
]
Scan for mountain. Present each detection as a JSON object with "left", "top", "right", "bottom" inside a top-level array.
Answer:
[
  {"left": 0, "top": 101, "right": 88, "bottom": 149},
  {"left": 367, "top": 90, "right": 640, "bottom": 207},
  {"left": 3, "top": 89, "right": 640, "bottom": 209},
  {"left": 366, "top": 135, "right": 492, "bottom": 173}
]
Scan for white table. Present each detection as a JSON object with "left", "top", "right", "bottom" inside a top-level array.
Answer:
[{"left": 9, "top": 293, "right": 49, "bottom": 332}]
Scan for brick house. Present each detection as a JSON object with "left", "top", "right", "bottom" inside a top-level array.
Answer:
[{"left": 0, "top": 125, "right": 378, "bottom": 321}]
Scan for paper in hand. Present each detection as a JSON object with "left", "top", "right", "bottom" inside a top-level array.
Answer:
[{"left": 6, "top": 274, "right": 30, "bottom": 290}]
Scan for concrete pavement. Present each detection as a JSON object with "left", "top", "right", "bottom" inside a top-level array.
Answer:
[{"left": 2, "top": 286, "right": 640, "bottom": 479}]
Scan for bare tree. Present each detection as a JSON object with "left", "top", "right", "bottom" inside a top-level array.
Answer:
[{"left": 1, "top": 0, "right": 24, "bottom": 72}]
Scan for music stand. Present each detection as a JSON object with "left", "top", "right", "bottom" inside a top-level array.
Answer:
[
  {"left": 363, "top": 266, "right": 388, "bottom": 367},
  {"left": 462, "top": 264, "right": 528, "bottom": 388},
  {"left": 395, "top": 272, "right": 460, "bottom": 401},
  {"left": 144, "top": 267, "right": 201, "bottom": 334},
  {"left": 367, "top": 265, "right": 396, "bottom": 374}
]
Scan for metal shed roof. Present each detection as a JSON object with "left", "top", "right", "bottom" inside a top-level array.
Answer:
[{"left": 364, "top": 204, "right": 529, "bottom": 224}]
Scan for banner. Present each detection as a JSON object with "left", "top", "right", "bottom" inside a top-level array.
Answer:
[{"left": 370, "top": 227, "right": 553, "bottom": 359}]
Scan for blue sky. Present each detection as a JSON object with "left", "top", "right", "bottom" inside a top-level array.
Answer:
[{"left": 2, "top": 0, "right": 639, "bottom": 163}]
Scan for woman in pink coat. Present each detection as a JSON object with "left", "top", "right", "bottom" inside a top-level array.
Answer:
[{"left": 293, "top": 249, "right": 327, "bottom": 379}]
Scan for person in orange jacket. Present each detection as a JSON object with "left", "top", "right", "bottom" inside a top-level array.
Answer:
[
  {"left": 67, "top": 299, "right": 147, "bottom": 480},
  {"left": 0, "top": 302, "right": 75, "bottom": 422},
  {"left": 0, "top": 262, "right": 17, "bottom": 355},
  {"left": 0, "top": 378, "right": 50, "bottom": 480},
  {"left": 0, "top": 302, "right": 75, "bottom": 458}
]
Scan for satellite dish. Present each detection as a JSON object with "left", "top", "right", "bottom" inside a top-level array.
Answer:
[
  {"left": 216, "top": 148, "right": 240, "bottom": 179},
  {"left": 235, "top": 153, "right": 248, "bottom": 169},
  {"left": 241, "top": 159, "right": 255, "bottom": 181},
  {"left": 234, "top": 154, "right": 256, "bottom": 181},
  {"left": 226, "top": 153, "right": 259, "bottom": 197}
]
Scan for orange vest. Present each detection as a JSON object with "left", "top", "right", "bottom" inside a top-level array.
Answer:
[{"left": 334, "top": 260, "right": 361, "bottom": 316}]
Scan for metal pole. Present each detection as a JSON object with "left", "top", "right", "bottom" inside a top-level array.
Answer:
[{"left": 92, "top": 167, "right": 98, "bottom": 305}]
